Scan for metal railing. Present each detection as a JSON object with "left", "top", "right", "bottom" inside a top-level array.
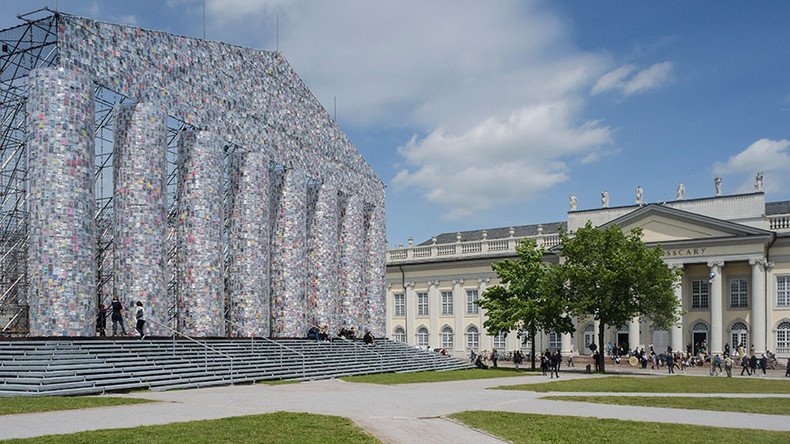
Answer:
[
  {"left": 146, "top": 318, "right": 235, "bottom": 385},
  {"left": 259, "top": 336, "right": 308, "bottom": 379},
  {"left": 339, "top": 337, "right": 386, "bottom": 372}
]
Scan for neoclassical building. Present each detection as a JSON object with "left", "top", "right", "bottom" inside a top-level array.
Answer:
[{"left": 386, "top": 190, "right": 790, "bottom": 359}]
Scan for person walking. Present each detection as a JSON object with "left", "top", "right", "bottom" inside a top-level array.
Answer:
[
  {"left": 96, "top": 303, "right": 107, "bottom": 337},
  {"left": 513, "top": 350, "right": 523, "bottom": 370},
  {"left": 749, "top": 354, "right": 758, "bottom": 376},
  {"left": 724, "top": 354, "right": 733, "bottom": 378},
  {"left": 740, "top": 355, "right": 751, "bottom": 376},
  {"left": 550, "top": 351, "right": 560, "bottom": 379},
  {"left": 666, "top": 352, "right": 675, "bottom": 374},
  {"left": 567, "top": 350, "right": 574, "bottom": 368},
  {"left": 491, "top": 349, "right": 498, "bottom": 369},
  {"left": 135, "top": 301, "right": 146, "bottom": 339},
  {"left": 759, "top": 354, "right": 768, "bottom": 376},
  {"left": 110, "top": 296, "right": 126, "bottom": 336},
  {"left": 785, "top": 358, "right": 790, "bottom": 377}
]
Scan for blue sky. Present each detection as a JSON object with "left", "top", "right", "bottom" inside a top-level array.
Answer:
[{"left": 4, "top": 1, "right": 789, "bottom": 247}]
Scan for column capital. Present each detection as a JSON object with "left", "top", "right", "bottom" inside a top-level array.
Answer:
[
  {"left": 387, "top": 283, "right": 393, "bottom": 290},
  {"left": 452, "top": 279, "right": 464, "bottom": 286},
  {"left": 749, "top": 257, "right": 773, "bottom": 269},
  {"left": 404, "top": 281, "right": 415, "bottom": 289},
  {"left": 478, "top": 277, "right": 491, "bottom": 285},
  {"left": 707, "top": 259, "right": 725, "bottom": 269},
  {"left": 427, "top": 280, "right": 439, "bottom": 288},
  {"left": 668, "top": 262, "right": 685, "bottom": 271}
]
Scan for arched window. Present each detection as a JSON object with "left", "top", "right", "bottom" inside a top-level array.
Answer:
[
  {"left": 692, "top": 322, "right": 708, "bottom": 332},
  {"left": 393, "top": 327, "right": 405, "bottom": 343},
  {"left": 583, "top": 324, "right": 596, "bottom": 353},
  {"left": 441, "top": 326, "right": 454, "bottom": 349},
  {"left": 776, "top": 321, "right": 790, "bottom": 354},
  {"left": 730, "top": 322, "right": 748, "bottom": 349},
  {"left": 466, "top": 326, "right": 479, "bottom": 351},
  {"left": 493, "top": 331, "right": 507, "bottom": 349},
  {"left": 416, "top": 327, "right": 429, "bottom": 348}
]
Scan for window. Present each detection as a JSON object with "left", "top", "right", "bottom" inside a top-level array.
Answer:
[
  {"left": 548, "top": 331, "right": 561, "bottom": 351},
  {"left": 777, "top": 321, "right": 790, "bottom": 354},
  {"left": 416, "top": 292, "right": 428, "bottom": 316},
  {"left": 730, "top": 322, "right": 748, "bottom": 348},
  {"left": 466, "top": 290, "right": 479, "bottom": 314},
  {"left": 729, "top": 278, "right": 748, "bottom": 308},
  {"left": 393, "top": 327, "right": 406, "bottom": 343},
  {"left": 441, "top": 326, "right": 454, "bottom": 349},
  {"left": 416, "top": 327, "right": 429, "bottom": 348},
  {"left": 691, "top": 280, "right": 709, "bottom": 308},
  {"left": 493, "top": 331, "right": 506, "bottom": 349},
  {"left": 778, "top": 276, "right": 790, "bottom": 307},
  {"left": 583, "top": 324, "right": 596, "bottom": 353},
  {"left": 394, "top": 293, "right": 405, "bottom": 317},
  {"left": 466, "top": 326, "right": 479, "bottom": 350},
  {"left": 441, "top": 290, "right": 453, "bottom": 315}
]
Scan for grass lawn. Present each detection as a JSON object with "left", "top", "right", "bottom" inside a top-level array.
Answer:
[
  {"left": 540, "top": 395, "right": 790, "bottom": 415},
  {"left": 341, "top": 368, "right": 536, "bottom": 384},
  {"left": 2, "top": 412, "right": 378, "bottom": 444},
  {"left": 0, "top": 396, "right": 153, "bottom": 416},
  {"left": 495, "top": 375, "right": 790, "bottom": 393},
  {"left": 450, "top": 411, "right": 790, "bottom": 444}
]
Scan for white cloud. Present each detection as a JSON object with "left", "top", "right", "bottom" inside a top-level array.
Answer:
[
  {"left": 713, "top": 138, "right": 790, "bottom": 193},
  {"left": 204, "top": 0, "right": 672, "bottom": 218},
  {"left": 593, "top": 61, "right": 673, "bottom": 97}
]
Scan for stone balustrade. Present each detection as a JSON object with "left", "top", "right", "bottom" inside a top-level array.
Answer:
[{"left": 387, "top": 234, "right": 560, "bottom": 263}]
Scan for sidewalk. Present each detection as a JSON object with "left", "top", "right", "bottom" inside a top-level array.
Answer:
[{"left": 0, "top": 372, "right": 788, "bottom": 442}]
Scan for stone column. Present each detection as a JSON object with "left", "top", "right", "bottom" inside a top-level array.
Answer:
[
  {"left": 561, "top": 333, "right": 572, "bottom": 354},
  {"left": 113, "top": 102, "right": 167, "bottom": 336},
  {"left": 405, "top": 282, "right": 416, "bottom": 344},
  {"left": 452, "top": 279, "right": 465, "bottom": 352},
  {"left": 478, "top": 277, "right": 491, "bottom": 352},
  {"left": 270, "top": 169, "right": 307, "bottom": 337},
  {"left": 309, "top": 183, "right": 339, "bottom": 334},
  {"left": 428, "top": 280, "right": 439, "bottom": 346},
  {"left": 671, "top": 266, "right": 685, "bottom": 352},
  {"left": 339, "top": 194, "right": 364, "bottom": 329},
  {"left": 708, "top": 260, "right": 725, "bottom": 355},
  {"left": 176, "top": 130, "right": 225, "bottom": 337},
  {"left": 629, "top": 317, "right": 640, "bottom": 352},
  {"left": 750, "top": 258, "right": 768, "bottom": 355},
  {"left": 364, "top": 203, "right": 387, "bottom": 337},
  {"left": 227, "top": 150, "right": 270, "bottom": 337},
  {"left": 27, "top": 67, "right": 96, "bottom": 336}
]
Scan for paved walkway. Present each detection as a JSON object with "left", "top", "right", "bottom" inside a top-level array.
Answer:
[{"left": 1, "top": 372, "right": 789, "bottom": 443}]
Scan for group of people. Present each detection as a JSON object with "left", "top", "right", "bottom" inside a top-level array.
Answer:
[
  {"left": 96, "top": 296, "right": 146, "bottom": 339},
  {"left": 307, "top": 325, "right": 376, "bottom": 346},
  {"left": 540, "top": 349, "right": 563, "bottom": 378}
]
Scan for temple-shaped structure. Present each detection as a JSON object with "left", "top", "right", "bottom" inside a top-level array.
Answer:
[{"left": 1, "top": 12, "right": 386, "bottom": 338}]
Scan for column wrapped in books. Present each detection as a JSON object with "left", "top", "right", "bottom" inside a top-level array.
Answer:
[
  {"left": 176, "top": 130, "right": 225, "bottom": 336},
  {"left": 227, "top": 149, "right": 270, "bottom": 337},
  {"left": 27, "top": 68, "right": 96, "bottom": 336},
  {"left": 113, "top": 102, "right": 167, "bottom": 335}
]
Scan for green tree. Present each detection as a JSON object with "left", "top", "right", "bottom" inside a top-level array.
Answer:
[
  {"left": 478, "top": 238, "right": 575, "bottom": 369},
  {"left": 559, "top": 221, "right": 682, "bottom": 373}
]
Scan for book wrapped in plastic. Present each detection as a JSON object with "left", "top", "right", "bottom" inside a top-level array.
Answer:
[
  {"left": 270, "top": 169, "right": 307, "bottom": 337},
  {"left": 227, "top": 149, "right": 270, "bottom": 337},
  {"left": 26, "top": 67, "right": 97, "bottom": 336},
  {"left": 113, "top": 102, "right": 168, "bottom": 335},
  {"left": 340, "top": 193, "right": 365, "bottom": 330},
  {"left": 308, "top": 182, "right": 340, "bottom": 333},
  {"left": 176, "top": 130, "right": 225, "bottom": 337},
  {"left": 365, "top": 204, "right": 387, "bottom": 337}
]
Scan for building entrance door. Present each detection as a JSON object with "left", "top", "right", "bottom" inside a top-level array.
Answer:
[
  {"left": 693, "top": 332, "right": 707, "bottom": 354},
  {"left": 617, "top": 332, "right": 629, "bottom": 353}
]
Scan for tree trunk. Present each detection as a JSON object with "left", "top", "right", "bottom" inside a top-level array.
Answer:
[
  {"left": 530, "top": 326, "right": 536, "bottom": 370},
  {"left": 598, "top": 322, "right": 606, "bottom": 373}
]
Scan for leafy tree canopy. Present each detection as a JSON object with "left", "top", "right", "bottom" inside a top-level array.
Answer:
[{"left": 559, "top": 221, "right": 682, "bottom": 372}]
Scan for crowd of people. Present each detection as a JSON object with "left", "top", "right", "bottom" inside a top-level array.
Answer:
[{"left": 95, "top": 296, "right": 147, "bottom": 339}]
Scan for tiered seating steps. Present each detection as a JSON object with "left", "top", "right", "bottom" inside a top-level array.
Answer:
[{"left": 0, "top": 338, "right": 472, "bottom": 396}]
